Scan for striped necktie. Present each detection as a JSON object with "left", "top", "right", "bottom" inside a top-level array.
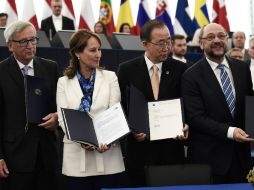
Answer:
[{"left": 217, "top": 64, "right": 235, "bottom": 116}]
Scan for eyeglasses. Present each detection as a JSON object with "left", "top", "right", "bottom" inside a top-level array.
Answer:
[
  {"left": 149, "top": 39, "right": 171, "bottom": 48},
  {"left": 201, "top": 33, "right": 228, "bottom": 41},
  {"left": 11, "top": 37, "right": 39, "bottom": 47}
]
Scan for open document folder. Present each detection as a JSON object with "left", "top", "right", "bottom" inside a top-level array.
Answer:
[
  {"left": 26, "top": 75, "right": 50, "bottom": 124},
  {"left": 245, "top": 96, "right": 254, "bottom": 138},
  {"left": 128, "top": 85, "right": 184, "bottom": 141},
  {"left": 61, "top": 102, "right": 130, "bottom": 147}
]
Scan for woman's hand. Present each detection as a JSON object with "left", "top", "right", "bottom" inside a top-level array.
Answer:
[
  {"left": 96, "top": 144, "right": 110, "bottom": 153},
  {"left": 81, "top": 143, "right": 95, "bottom": 151}
]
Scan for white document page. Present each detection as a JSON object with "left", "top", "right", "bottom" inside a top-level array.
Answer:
[
  {"left": 92, "top": 102, "right": 130, "bottom": 145},
  {"left": 148, "top": 99, "right": 183, "bottom": 141}
]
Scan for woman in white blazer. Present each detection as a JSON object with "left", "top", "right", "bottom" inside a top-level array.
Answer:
[{"left": 57, "top": 30, "right": 126, "bottom": 190}]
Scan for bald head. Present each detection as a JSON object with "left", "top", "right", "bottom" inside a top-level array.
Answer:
[
  {"left": 200, "top": 23, "right": 226, "bottom": 40},
  {"left": 232, "top": 31, "right": 246, "bottom": 50}
]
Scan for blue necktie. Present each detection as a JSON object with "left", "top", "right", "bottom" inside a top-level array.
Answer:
[{"left": 217, "top": 64, "right": 235, "bottom": 116}]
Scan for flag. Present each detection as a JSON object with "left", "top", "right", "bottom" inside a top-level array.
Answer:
[
  {"left": 212, "top": 0, "right": 230, "bottom": 32},
  {"left": 193, "top": 0, "right": 210, "bottom": 29},
  {"left": 22, "top": 0, "right": 39, "bottom": 31},
  {"left": 62, "top": 0, "right": 75, "bottom": 20},
  {"left": 156, "top": 0, "right": 174, "bottom": 36},
  {"left": 42, "top": 0, "right": 51, "bottom": 20},
  {"left": 79, "top": 0, "right": 95, "bottom": 30},
  {"left": 5, "top": 0, "right": 18, "bottom": 26},
  {"left": 116, "top": 0, "right": 134, "bottom": 34},
  {"left": 99, "top": 0, "right": 115, "bottom": 36},
  {"left": 174, "top": 0, "right": 195, "bottom": 38},
  {"left": 135, "top": 0, "right": 151, "bottom": 35}
]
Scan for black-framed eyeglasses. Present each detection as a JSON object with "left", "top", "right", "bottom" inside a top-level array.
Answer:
[
  {"left": 200, "top": 33, "right": 228, "bottom": 41},
  {"left": 148, "top": 39, "right": 171, "bottom": 48},
  {"left": 11, "top": 37, "right": 39, "bottom": 47}
]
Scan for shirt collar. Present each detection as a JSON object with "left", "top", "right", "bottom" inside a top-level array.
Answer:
[
  {"left": 52, "top": 14, "right": 62, "bottom": 20},
  {"left": 16, "top": 58, "right": 34, "bottom": 70},
  {"left": 206, "top": 57, "right": 229, "bottom": 71},
  {"left": 251, "top": 58, "right": 254, "bottom": 65},
  {"left": 172, "top": 55, "right": 186, "bottom": 63},
  {"left": 144, "top": 53, "right": 162, "bottom": 73}
]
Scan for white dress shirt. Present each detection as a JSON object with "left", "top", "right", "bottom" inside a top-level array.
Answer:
[
  {"left": 249, "top": 59, "right": 254, "bottom": 90},
  {"left": 172, "top": 55, "right": 187, "bottom": 63},
  {"left": 144, "top": 54, "right": 162, "bottom": 80},
  {"left": 52, "top": 14, "right": 62, "bottom": 32}
]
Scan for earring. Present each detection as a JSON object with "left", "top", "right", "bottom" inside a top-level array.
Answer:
[{"left": 77, "top": 56, "right": 80, "bottom": 60}]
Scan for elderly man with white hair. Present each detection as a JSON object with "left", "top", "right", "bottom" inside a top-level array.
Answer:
[{"left": 0, "top": 20, "right": 59, "bottom": 190}]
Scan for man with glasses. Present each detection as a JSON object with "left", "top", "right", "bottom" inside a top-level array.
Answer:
[
  {"left": 117, "top": 19, "right": 188, "bottom": 187},
  {"left": 182, "top": 23, "right": 253, "bottom": 183},
  {"left": 0, "top": 21, "right": 59, "bottom": 189}
]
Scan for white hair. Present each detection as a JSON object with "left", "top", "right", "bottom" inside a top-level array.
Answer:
[{"left": 4, "top": 20, "right": 36, "bottom": 42}]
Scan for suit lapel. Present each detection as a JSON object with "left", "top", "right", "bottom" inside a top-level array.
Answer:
[
  {"left": 202, "top": 58, "right": 231, "bottom": 113},
  {"left": 227, "top": 58, "right": 240, "bottom": 106},
  {"left": 70, "top": 76, "right": 83, "bottom": 104},
  {"left": 159, "top": 60, "right": 175, "bottom": 98},
  {"left": 136, "top": 59, "right": 154, "bottom": 100},
  {"left": 7, "top": 55, "right": 25, "bottom": 90},
  {"left": 33, "top": 57, "right": 44, "bottom": 78},
  {"left": 49, "top": 17, "right": 56, "bottom": 34},
  {"left": 92, "top": 69, "right": 103, "bottom": 103}
]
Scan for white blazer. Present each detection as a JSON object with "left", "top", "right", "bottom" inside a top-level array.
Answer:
[{"left": 57, "top": 69, "right": 125, "bottom": 177}]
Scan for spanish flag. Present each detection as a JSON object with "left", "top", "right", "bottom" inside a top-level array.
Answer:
[
  {"left": 116, "top": 0, "right": 134, "bottom": 33},
  {"left": 193, "top": 0, "right": 210, "bottom": 29}
]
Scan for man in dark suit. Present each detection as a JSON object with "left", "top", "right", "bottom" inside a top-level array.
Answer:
[
  {"left": 40, "top": 0, "right": 75, "bottom": 40},
  {"left": 182, "top": 23, "right": 253, "bottom": 184},
  {"left": 118, "top": 19, "right": 188, "bottom": 187},
  {"left": 0, "top": 21, "right": 59, "bottom": 190}
]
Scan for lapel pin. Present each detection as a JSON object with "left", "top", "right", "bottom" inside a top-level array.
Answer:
[{"left": 166, "top": 71, "right": 170, "bottom": 75}]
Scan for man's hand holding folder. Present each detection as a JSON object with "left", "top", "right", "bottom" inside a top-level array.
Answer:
[{"left": 128, "top": 85, "right": 188, "bottom": 141}]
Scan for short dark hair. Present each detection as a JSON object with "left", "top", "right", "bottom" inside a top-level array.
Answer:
[
  {"left": 140, "top": 19, "right": 166, "bottom": 42},
  {"left": 119, "top": 23, "right": 130, "bottom": 33},
  {"left": 172, "top": 34, "right": 186, "bottom": 44},
  {"left": 0, "top": 13, "right": 8, "bottom": 18}
]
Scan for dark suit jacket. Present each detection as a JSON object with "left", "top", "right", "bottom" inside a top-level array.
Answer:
[
  {"left": 118, "top": 56, "right": 187, "bottom": 170},
  {"left": 0, "top": 55, "right": 59, "bottom": 172},
  {"left": 182, "top": 57, "right": 252, "bottom": 176},
  {"left": 40, "top": 16, "right": 75, "bottom": 39}
]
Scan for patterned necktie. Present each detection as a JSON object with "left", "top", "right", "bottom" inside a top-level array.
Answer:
[
  {"left": 217, "top": 64, "right": 235, "bottom": 116},
  {"left": 151, "top": 64, "right": 160, "bottom": 100},
  {"left": 22, "top": 65, "right": 29, "bottom": 75}
]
